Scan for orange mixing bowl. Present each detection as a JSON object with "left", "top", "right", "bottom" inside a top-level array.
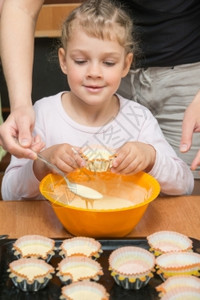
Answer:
[{"left": 40, "top": 169, "right": 160, "bottom": 238}]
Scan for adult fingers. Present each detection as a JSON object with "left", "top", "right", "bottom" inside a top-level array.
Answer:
[{"left": 180, "top": 116, "right": 194, "bottom": 153}]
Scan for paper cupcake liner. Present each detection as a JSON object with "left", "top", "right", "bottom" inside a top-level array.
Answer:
[
  {"left": 57, "top": 256, "right": 103, "bottom": 284},
  {"left": 156, "top": 251, "right": 200, "bottom": 280},
  {"left": 109, "top": 246, "right": 155, "bottom": 290},
  {"left": 60, "top": 280, "right": 109, "bottom": 300},
  {"left": 13, "top": 235, "right": 55, "bottom": 262},
  {"left": 80, "top": 146, "right": 116, "bottom": 173},
  {"left": 160, "top": 287, "right": 200, "bottom": 300},
  {"left": 147, "top": 231, "right": 193, "bottom": 256},
  {"left": 85, "top": 160, "right": 114, "bottom": 172},
  {"left": 156, "top": 275, "right": 200, "bottom": 297},
  {"left": 8, "top": 258, "right": 54, "bottom": 292},
  {"left": 13, "top": 251, "right": 55, "bottom": 263},
  {"left": 59, "top": 237, "right": 102, "bottom": 260}
]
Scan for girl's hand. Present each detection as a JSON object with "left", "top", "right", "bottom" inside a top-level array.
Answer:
[
  {"left": 30, "top": 134, "right": 45, "bottom": 153},
  {"left": 33, "top": 144, "right": 85, "bottom": 181},
  {"left": 111, "top": 142, "right": 156, "bottom": 175}
]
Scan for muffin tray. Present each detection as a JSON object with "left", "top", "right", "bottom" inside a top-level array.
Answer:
[{"left": 0, "top": 237, "right": 199, "bottom": 299}]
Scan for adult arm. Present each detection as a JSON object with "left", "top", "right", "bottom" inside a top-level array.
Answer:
[
  {"left": 0, "top": 0, "right": 44, "bottom": 158},
  {"left": 0, "top": 0, "right": 4, "bottom": 12},
  {"left": 180, "top": 90, "right": 200, "bottom": 170},
  {"left": 136, "top": 109, "right": 194, "bottom": 195}
]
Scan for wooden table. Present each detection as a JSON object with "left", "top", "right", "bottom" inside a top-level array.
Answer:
[{"left": 0, "top": 195, "right": 200, "bottom": 240}]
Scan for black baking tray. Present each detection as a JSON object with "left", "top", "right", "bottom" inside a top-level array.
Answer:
[{"left": 0, "top": 237, "right": 199, "bottom": 300}]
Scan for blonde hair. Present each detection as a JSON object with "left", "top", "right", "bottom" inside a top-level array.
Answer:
[{"left": 60, "top": 0, "right": 138, "bottom": 57}]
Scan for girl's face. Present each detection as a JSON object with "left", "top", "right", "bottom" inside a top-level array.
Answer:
[{"left": 59, "top": 26, "right": 133, "bottom": 107}]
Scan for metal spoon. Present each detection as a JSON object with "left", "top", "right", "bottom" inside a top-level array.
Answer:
[{"left": 37, "top": 153, "right": 103, "bottom": 200}]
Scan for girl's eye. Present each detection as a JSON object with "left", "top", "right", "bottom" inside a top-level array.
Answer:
[
  {"left": 74, "top": 60, "right": 87, "bottom": 64},
  {"left": 104, "top": 61, "right": 115, "bottom": 66}
]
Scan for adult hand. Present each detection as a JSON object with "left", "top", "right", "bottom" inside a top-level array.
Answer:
[
  {"left": 0, "top": 106, "right": 43, "bottom": 159},
  {"left": 180, "top": 90, "right": 200, "bottom": 170}
]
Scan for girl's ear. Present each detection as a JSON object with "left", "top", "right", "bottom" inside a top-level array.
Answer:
[
  {"left": 122, "top": 53, "right": 133, "bottom": 78},
  {"left": 58, "top": 47, "right": 68, "bottom": 75}
]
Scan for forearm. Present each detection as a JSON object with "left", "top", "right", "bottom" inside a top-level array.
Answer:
[
  {"left": 0, "top": 0, "right": 5, "bottom": 13},
  {"left": 0, "top": 0, "right": 44, "bottom": 111}
]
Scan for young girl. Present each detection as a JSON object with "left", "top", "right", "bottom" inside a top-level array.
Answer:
[{"left": 2, "top": 0, "right": 193, "bottom": 200}]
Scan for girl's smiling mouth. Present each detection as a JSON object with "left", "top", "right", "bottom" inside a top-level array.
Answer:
[{"left": 84, "top": 85, "right": 104, "bottom": 92}]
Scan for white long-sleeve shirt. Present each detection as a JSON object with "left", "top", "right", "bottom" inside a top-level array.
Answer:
[{"left": 2, "top": 92, "right": 194, "bottom": 200}]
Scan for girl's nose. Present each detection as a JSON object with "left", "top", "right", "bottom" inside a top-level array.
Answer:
[{"left": 86, "top": 63, "right": 102, "bottom": 78}]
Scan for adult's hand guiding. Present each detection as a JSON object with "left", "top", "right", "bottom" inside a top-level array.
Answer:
[
  {"left": 0, "top": 105, "right": 44, "bottom": 159},
  {"left": 0, "top": 0, "right": 44, "bottom": 158},
  {"left": 180, "top": 90, "right": 200, "bottom": 170}
]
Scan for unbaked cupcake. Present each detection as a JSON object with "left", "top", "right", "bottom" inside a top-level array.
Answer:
[
  {"left": 60, "top": 281, "right": 109, "bottom": 300},
  {"left": 109, "top": 246, "right": 155, "bottom": 290},
  {"left": 80, "top": 145, "right": 116, "bottom": 172},
  {"left": 156, "top": 275, "right": 200, "bottom": 297},
  {"left": 13, "top": 235, "right": 55, "bottom": 262},
  {"left": 155, "top": 251, "right": 200, "bottom": 280},
  {"left": 59, "top": 237, "right": 102, "bottom": 259},
  {"left": 147, "top": 231, "right": 193, "bottom": 256},
  {"left": 160, "top": 287, "right": 200, "bottom": 300},
  {"left": 8, "top": 258, "right": 54, "bottom": 292},
  {"left": 57, "top": 256, "right": 103, "bottom": 285}
]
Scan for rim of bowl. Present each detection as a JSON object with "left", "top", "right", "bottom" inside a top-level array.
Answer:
[{"left": 40, "top": 172, "right": 160, "bottom": 213}]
